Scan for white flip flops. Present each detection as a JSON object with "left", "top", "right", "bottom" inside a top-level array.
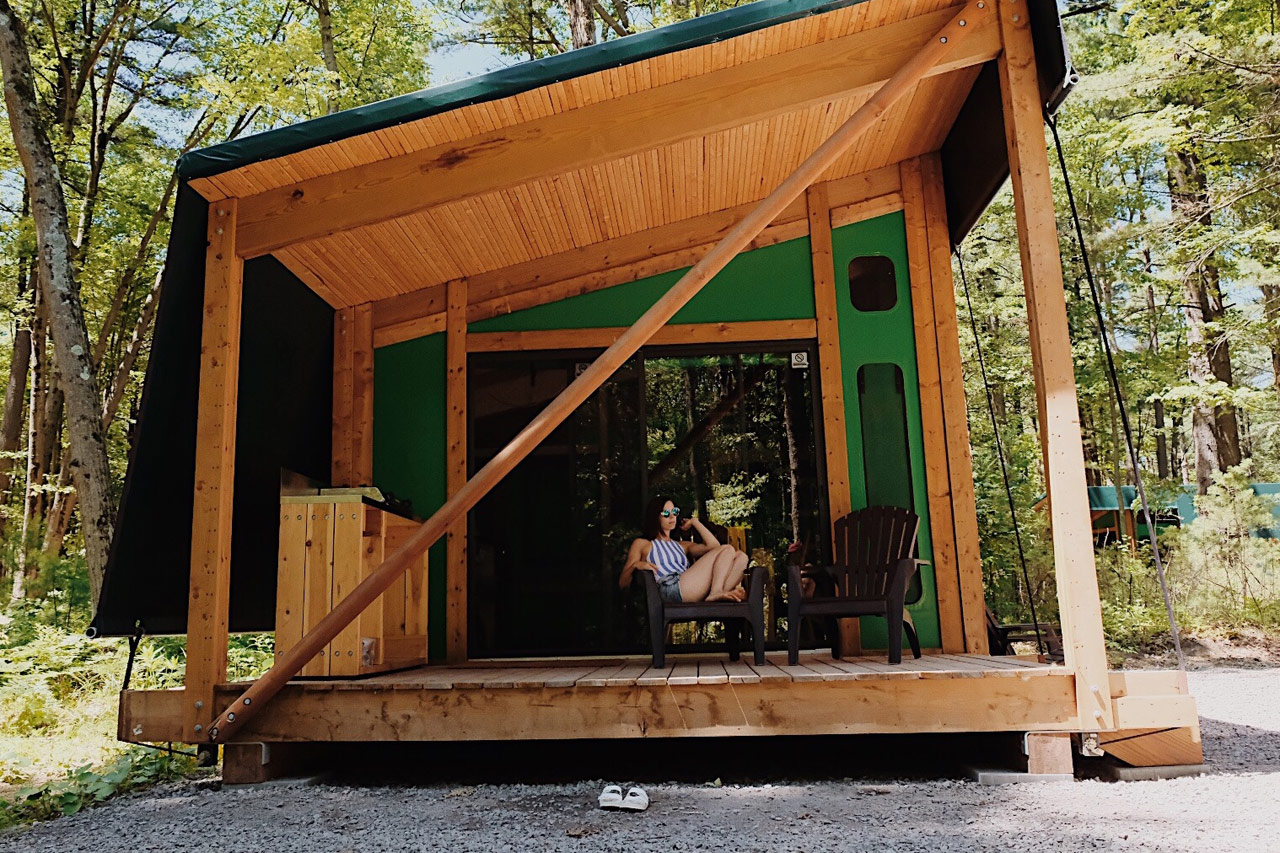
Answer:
[
  {"left": 598, "top": 784, "right": 649, "bottom": 811},
  {"left": 619, "top": 786, "right": 649, "bottom": 811},
  {"left": 598, "top": 784, "right": 624, "bottom": 809}
]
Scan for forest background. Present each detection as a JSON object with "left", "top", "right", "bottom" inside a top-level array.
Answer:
[{"left": 0, "top": 0, "right": 1279, "bottom": 822}]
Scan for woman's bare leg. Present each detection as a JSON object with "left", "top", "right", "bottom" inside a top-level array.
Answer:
[
  {"left": 706, "top": 546, "right": 745, "bottom": 601},
  {"left": 676, "top": 549, "right": 720, "bottom": 602}
]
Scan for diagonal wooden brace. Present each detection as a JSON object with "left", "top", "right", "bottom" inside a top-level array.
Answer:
[{"left": 205, "top": 0, "right": 990, "bottom": 745}]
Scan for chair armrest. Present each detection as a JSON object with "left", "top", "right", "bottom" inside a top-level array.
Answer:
[
  {"left": 747, "top": 560, "right": 765, "bottom": 601},
  {"left": 639, "top": 569, "right": 662, "bottom": 604}
]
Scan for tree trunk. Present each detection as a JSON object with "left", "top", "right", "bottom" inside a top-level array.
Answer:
[
  {"left": 312, "top": 0, "right": 341, "bottom": 114},
  {"left": 782, "top": 367, "right": 802, "bottom": 543},
  {"left": 0, "top": 266, "right": 34, "bottom": 499},
  {"left": 0, "top": 0, "right": 117, "bottom": 606},
  {"left": 1262, "top": 282, "right": 1280, "bottom": 411},
  {"left": 1145, "top": 285, "right": 1170, "bottom": 479},
  {"left": 567, "top": 0, "right": 595, "bottom": 49},
  {"left": 1168, "top": 146, "right": 1241, "bottom": 493}
]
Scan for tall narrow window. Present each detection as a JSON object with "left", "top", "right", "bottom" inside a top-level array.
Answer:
[
  {"left": 848, "top": 255, "right": 897, "bottom": 312},
  {"left": 857, "top": 362, "right": 921, "bottom": 603}
]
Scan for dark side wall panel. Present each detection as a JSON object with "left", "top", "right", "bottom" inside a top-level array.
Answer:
[{"left": 92, "top": 187, "right": 333, "bottom": 636}]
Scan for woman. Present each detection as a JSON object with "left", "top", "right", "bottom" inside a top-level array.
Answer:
[{"left": 618, "top": 496, "right": 748, "bottom": 603}]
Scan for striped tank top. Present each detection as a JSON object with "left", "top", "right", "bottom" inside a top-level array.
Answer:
[{"left": 649, "top": 538, "right": 689, "bottom": 579}]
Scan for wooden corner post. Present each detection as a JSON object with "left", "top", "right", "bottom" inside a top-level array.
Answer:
[
  {"left": 997, "top": 0, "right": 1113, "bottom": 727},
  {"left": 184, "top": 199, "right": 244, "bottom": 740},
  {"left": 446, "top": 279, "right": 468, "bottom": 663}
]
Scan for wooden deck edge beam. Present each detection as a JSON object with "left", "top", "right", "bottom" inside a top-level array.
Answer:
[
  {"left": 370, "top": 176, "right": 902, "bottom": 349},
  {"left": 229, "top": 7, "right": 998, "bottom": 258},
  {"left": 202, "top": 4, "right": 990, "bottom": 746},
  {"left": 121, "top": 670, "right": 1077, "bottom": 744}
]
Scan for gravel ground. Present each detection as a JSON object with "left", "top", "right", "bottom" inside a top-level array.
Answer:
[{"left": 4, "top": 668, "right": 1279, "bottom": 853}]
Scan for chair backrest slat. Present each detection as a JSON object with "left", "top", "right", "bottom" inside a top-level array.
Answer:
[{"left": 832, "top": 506, "right": 920, "bottom": 598}]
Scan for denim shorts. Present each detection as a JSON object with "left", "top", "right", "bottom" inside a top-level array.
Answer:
[{"left": 658, "top": 573, "right": 683, "bottom": 604}]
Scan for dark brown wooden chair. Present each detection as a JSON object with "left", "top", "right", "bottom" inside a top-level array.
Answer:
[
  {"left": 640, "top": 562, "right": 766, "bottom": 668},
  {"left": 787, "top": 506, "right": 925, "bottom": 665}
]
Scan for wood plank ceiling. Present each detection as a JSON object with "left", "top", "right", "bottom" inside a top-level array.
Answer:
[{"left": 191, "top": 0, "right": 985, "bottom": 310}]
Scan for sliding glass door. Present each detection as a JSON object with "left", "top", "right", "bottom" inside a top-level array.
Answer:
[{"left": 467, "top": 342, "right": 823, "bottom": 658}]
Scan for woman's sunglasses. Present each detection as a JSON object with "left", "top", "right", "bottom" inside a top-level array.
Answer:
[{"left": 661, "top": 508, "right": 681, "bottom": 518}]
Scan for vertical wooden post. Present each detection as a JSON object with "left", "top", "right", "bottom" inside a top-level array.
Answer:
[
  {"left": 352, "top": 304, "right": 375, "bottom": 485},
  {"left": 921, "top": 153, "right": 989, "bottom": 654},
  {"left": 332, "top": 304, "right": 374, "bottom": 487},
  {"left": 332, "top": 308, "right": 354, "bottom": 487},
  {"left": 997, "top": 0, "right": 1113, "bottom": 727},
  {"left": 184, "top": 199, "right": 244, "bottom": 739},
  {"left": 445, "top": 279, "right": 468, "bottom": 663},
  {"left": 900, "top": 158, "right": 965, "bottom": 654},
  {"left": 808, "top": 183, "right": 859, "bottom": 655}
]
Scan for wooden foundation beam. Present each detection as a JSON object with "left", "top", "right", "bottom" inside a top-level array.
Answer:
[
  {"left": 1025, "top": 732, "right": 1073, "bottom": 775},
  {"left": 204, "top": 4, "right": 991, "bottom": 745},
  {"left": 997, "top": 0, "right": 1112, "bottom": 728},
  {"left": 184, "top": 199, "right": 244, "bottom": 739},
  {"left": 1099, "top": 726, "right": 1203, "bottom": 768}
]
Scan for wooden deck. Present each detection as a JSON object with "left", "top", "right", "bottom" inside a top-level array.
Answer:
[{"left": 321, "top": 652, "right": 1056, "bottom": 690}]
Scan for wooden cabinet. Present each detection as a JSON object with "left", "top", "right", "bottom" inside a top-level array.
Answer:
[{"left": 276, "top": 496, "right": 428, "bottom": 676}]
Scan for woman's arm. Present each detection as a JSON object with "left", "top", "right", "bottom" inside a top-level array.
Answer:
[
  {"left": 619, "top": 538, "right": 658, "bottom": 590},
  {"left": 684, "top": 517, "right": 721, "bottom": 557}
]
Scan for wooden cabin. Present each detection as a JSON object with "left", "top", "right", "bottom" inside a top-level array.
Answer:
[{"left": 95, "top": 0, "right": 1201, "bottom": 782}]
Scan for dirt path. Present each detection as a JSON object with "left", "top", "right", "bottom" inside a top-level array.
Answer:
[{"left": 4, "top": 669, "right": 1278, "bottom": 853}]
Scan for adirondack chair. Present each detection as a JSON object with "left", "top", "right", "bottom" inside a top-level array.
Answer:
[
  {"left": 640, "top": 521, "right": 766, "bottom": 668},
  {"left": 787, "top": 506, "right": 925, "bottom": 665}
]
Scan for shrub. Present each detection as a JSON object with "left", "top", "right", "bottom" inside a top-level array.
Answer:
[{"left": 1166, "top": 464, "right": 1280, "bottom": 627}]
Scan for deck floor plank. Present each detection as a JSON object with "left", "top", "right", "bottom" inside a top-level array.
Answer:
[
  {"left": 287, "top": 650, "right": 1052, "bottom": 691},
  {"left": 604, "top": 661, "right": 654, "bottom": 687},
  {"left": 635, "top": 663, "right": 675, "bottom": 686},
  {"left": 723, "top": 659, "right": 761, "bottom": 684},
  {"left": 668, "top": 661, "right": 700, "bottom": 685},
  {"left": 697, "top": 661, "right": 729, "bottom": 684}
]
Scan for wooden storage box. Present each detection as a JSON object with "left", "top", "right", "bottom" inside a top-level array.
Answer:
[{"left": 275, "top": 496, "right": 428, "bottom": 676}]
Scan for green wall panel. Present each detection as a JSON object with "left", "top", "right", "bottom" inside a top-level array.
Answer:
[
  {"left": 372, "top": 218, "right": 946, "bottom": 656},
  {"left": 470, "top": 237, "right": 817, "bottom": 332},
  {"left": 373, "top": 333, "right": 448, "bottom": 661},
  {"left": 829, "top": 210, "right": 941, "bottom": 650}
]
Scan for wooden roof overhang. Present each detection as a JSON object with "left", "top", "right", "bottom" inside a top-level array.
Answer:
[
  {"left": 92, "top": 0, "right": 1074, "bottom": 641},
  {"left": 179, "top": 0, "right": 1069, "bottom": 331}
]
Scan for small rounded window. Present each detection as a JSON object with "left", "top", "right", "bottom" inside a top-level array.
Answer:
[{"left": 848, "top": 256, "right": 897, "bottom": 312}]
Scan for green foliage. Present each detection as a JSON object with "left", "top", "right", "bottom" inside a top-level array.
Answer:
[
  {"left": 706, "top": 472, "right": 768, "bottom": 529},
  {"left": 0, "top": 747, "right": 196, "bottom": 828},
  {"left": 1167, "top": 464, "right": 1280, "bottom": 625}
]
